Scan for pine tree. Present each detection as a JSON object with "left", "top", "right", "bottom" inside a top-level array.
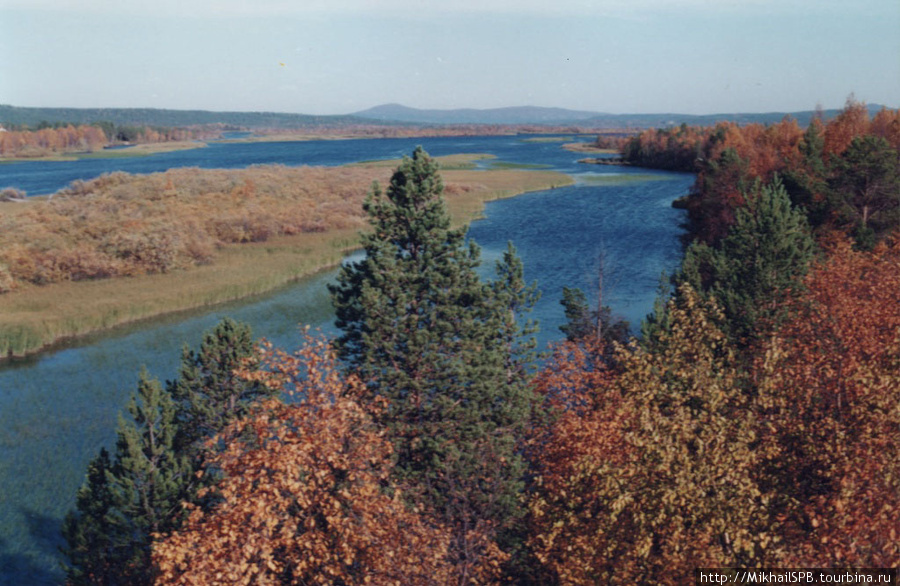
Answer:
[
  {"left": 168, "top": 317, "right": 271, "bottom": 455},
  {"left": 329, "top": 147, "right": 537, "bottom": 574},
  {"left": 491, "top": 241, "right": 541, "bottom": 386},
  {"left": 62, "top": 319, "right": 264, "bottom": 584},
  {"left": 680, "top": 178, "right": 816, "bottom": 345},
  {"left": 62, "top": 370, "right": 190, "bottom": 585},
  {"left": 60, "top": 449, "right": 123, "bottom": 585},
  {"left": 829, "top": 135, "right": 900, "bottom": 248}
]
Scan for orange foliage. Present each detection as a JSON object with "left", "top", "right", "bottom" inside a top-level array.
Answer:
[
  {"left": 528, "top": 290, "right": 766, "bottom": 584},
  {"left": 0, "top": 124, "right": 107, "bottom": 158},
  {"left": 152, "top": 335, "right": 455, "bottom": 585},
  {"left": 626, "top": 101, "right": 899, "bottom": 244},
  {"left": 0, "top": 166, "right": 390, "bottom": 288},
  {"left": 823, "top": 98, "right": 871, "bottom": 157},
  {"left": 756, "top": 237, "right": 900, "bottom": 567},
  {"left": 870, "top": 107, "right": 900, "bottom": 151}
]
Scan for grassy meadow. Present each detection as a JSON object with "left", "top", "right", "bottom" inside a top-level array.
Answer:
[{"left": 0, "top": 155, "right": 572, "bottom": 357}]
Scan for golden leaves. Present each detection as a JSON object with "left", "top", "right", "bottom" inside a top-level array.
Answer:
[{"left": 152, "top": 334, "right": 454, "bottom": 585}]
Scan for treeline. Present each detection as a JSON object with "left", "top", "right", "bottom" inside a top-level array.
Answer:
[
  {"left": 0, "top": 104, "right": 362, "bottom": 130},
  {"left": 249, "top": 124, "right": 597, "bottom": 138},
  {"left": 60, "top": 147, "right": 899, "bottom": 584},
  {"left": 0, "top": 122, "right": 215, "bottom": 158},
  {"left": 620, "top": 99, "right": 900, "bottom": 246},
  {"left": 0, "top": 124, "right": 107, "bottom": 158}
]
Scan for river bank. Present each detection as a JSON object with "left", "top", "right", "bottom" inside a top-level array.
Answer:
[
  {"left": 0, "top": 141, "right": 208, "bottom": 164},
  {"left": 0, "top": 157, "right": 572, "bottom": 359}
]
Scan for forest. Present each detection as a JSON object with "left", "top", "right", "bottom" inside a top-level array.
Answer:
[
  {"left": 59, "top": 101, "right": 899, "bottom": 584},
  {"left": 0, "top": 122, "right": 215, "bottom": 159}
]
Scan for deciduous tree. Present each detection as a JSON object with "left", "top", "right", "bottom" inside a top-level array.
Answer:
[
  {"left": 528, "top": 287, "right": 767, "bottom": 584},
  {"left": 152, "top": 336, "right": 457, "bottom": 585}
]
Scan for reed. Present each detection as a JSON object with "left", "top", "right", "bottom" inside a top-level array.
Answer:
[{"left": 0, "top": 157, "right": 572, "bottom": 358}]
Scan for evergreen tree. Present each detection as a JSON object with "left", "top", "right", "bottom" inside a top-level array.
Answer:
[
  {"left": 680, "top": 178, "right": 816, "bottom": 345},
  {"left": 62, "top": 370, "right": 190, "bottom": 585},
  {"left": 491, "top": 241, "right": 541, "bottom": 385},
  {"left": 168, "top": 317, "right": 271, "bottom": 454},
  {"left": 329, "top": 147, "right": 537, "bottom": 572},
  {"left": 60, "top": 449, "right": 123, "bottom": 585},
  {"left": 783, "top": 120, "right": 831, "bottom": 230},
  {"left": 559, "top": 286, "right": 629, "bottom": 347},
  {"left": 829, "top": 135, "right": 900, "bottom": 248},
  {"left": 62, "top": 318, "right": 264, "bottom": 584}
]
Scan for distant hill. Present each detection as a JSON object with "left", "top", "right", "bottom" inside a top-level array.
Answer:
[
  {"left": 354, "top": 103, "right": 892, "bottom": 128},
  {"left": 1, "top": 103, "right": 893, "bottom": 131},
  {"left": 0, "top": 105, "right": 367, "bottom": 129},
  {"left": 353, "top": 104, "right": 604, "bottom": 125}
]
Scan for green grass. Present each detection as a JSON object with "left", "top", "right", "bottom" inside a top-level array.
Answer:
[
  {"left": 0, "top": 162, "right": 573, "bottom": 358},
  {"left": 352, "top": 153, "right": 496, "bottom": 170},
  {"left": 519, "top": 136, "right": 576, "bottom": 143},
  {"left": 484, "top": 161, "right": 552, "bottom": 170},
  {"left": 576, "top": 173, "right": 677, "bottom": 185},
  {"left": 0, "top": 142, "right": 207, "bottom": 164}
]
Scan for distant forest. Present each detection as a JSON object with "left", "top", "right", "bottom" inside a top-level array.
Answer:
[
  {"left": 0, "top": 105, "right": 367, "bottom": 130},
  {"left": 2, "top": 102, "right": 891, "bottom": 131}
]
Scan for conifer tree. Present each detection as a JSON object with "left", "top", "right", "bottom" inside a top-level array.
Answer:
[
  {"left": 168, "top": 317, "right": 271, "bottom": 454},
  {"left": 329, "top": 147, "right": 537, "bottom": 573},
  {"left": 829, "top": 135, "right": 900, "bottom": 248},
  {"left": 60, "top": 449, "right": 122, "bottom": 585},
  {"left": 491, "top": 241, "right": 541, "bottom": 385},
  {"left": 62, "top": 370, "right": 190, "bottom": 585},
  {"left": 680, "top": 178, "right": 816, "bottom": 345},
  {"left": 62, "top": 318, "right": 264, "bottom": 584}
]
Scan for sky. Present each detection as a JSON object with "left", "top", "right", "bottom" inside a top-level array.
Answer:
[{"left": 1, "top": 0, "right": 898, "bottom": 116}]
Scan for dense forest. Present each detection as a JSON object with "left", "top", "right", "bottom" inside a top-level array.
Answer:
[
  {"left": 620, "top": 99, "right": 900, "bottom": 247},
  {"left": 59, "top": 101, "right": 899, "bottom": 584}
]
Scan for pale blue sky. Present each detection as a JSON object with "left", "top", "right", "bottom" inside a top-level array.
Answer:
[{"left": 1, "top": 0, "right": 898, "bottom": 115}]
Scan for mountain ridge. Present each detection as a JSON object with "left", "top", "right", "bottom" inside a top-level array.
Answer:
[
  {"left": 353, "top": 103, "right": 892, "bottom": 128},
  {"left": 1, "top": 103, "right": 892, "bottom": 130}
]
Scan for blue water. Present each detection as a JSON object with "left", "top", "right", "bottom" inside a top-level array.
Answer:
[
  {"left": 2, "top": 135, "right": 596, "bottom": 197},
  {"left": 0, "top": 136, "right": 691, "bottom": 584}
]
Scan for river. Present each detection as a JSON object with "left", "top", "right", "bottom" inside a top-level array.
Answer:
[{"left": 0, "top": 135, "right": 692, "bottom": 584}]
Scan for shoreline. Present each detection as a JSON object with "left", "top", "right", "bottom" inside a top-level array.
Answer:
[
  {"left": 0, "top": 163, "right": 573, "bottom": 360},
  {"left": 0, "top": 141, "right": 208, "bottom": 163}
]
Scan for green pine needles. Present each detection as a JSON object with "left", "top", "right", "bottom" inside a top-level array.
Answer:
[
  {"left": 329, "top": 146, "right": 539, "bottom": 564},
  {"left": 679, "top": 177, "right": 816, "bottom": 345},
  {"left": 61, "top": 318, "right": 269, "bottom": 585}
]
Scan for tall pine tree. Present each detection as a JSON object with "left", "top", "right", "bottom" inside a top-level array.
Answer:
[{"left": 329, "top": 147, "right": 537, "bottom": 574}]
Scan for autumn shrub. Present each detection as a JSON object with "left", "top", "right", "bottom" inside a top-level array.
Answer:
[
  {"left": 755, "top": 236, "right": 900, "bottom": 567},
  {"left": 0, "top": 263, "right": 14, "bottom": 293},
  {"left": 528, "top": 288, "right": 768, "bottom": 584},
  {"left": 152, "top": 336, "right": 456, "bottom": 585},
  {"left": 0, "top": 187, "right": 26, "bottom": 201},
  {"left": 0, "top": 165, "right": 390, "bottom": 290}
]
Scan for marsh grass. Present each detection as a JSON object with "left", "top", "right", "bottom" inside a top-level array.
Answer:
[
  {"left": 0, "top": 142, "right": 207, "bottom": 163},
  {"left": 0, "top": 156, "right": 572, "bottom": 357},
  {"left": 575, "top": 173, "right": 676, "bottom": 186},
  {"left": 484, "top": 161, "right": 552, "bottom": 170},
  {"left": 352, "top": 153, "right": 495, "bottom": 170},
  {"left": 520, "top": 136, "right": 576, "bottom": 143},
  {"left": 563, "top": 142, "right": 618, "bottom": 154}
]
